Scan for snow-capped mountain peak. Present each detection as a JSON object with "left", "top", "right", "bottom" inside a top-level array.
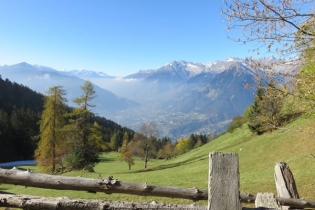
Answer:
[
  {"left": 124, "top": 60, "right": 207, "bottom": 81},
  {"left": 126, "top": 58, "right": 251, "bottom": 80},
  {"left": 226, "top": 56, "right": 240, "bottom": 62},
  {"left": 62, "top": 69, "right": 115, "bottom": 79}
]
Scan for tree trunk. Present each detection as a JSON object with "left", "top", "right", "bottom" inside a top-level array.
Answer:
[
  {"left": 144, "top": 158, "right": 147, "bottom": 168},
  {"left": 52, "top": 138, "right": 56, "bottom": 173},
  {"left": 144, "top": 149, "right": 148, "bottom": 168}
]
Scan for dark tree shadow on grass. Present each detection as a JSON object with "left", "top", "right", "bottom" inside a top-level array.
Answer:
[
  {"left": 118, "top": 154, "right": 208, "bottom": 174},
  {"left": 0, "top": 190, "right": 15, "bottom": 194},
  {"left": 98, "top": 156, "right": 117, "bottom": 162}
]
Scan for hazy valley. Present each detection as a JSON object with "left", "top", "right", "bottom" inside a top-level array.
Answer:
[{"left": 0, "top": 57, "right": 295, "bottom": 139}]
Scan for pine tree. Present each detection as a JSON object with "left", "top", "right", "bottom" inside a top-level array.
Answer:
[
  {"left": 110, "top": 130, "right": 122, "bottom": 151},
  {"left": 247, "top": 84, "right": 266, "bottom": 134},
  {"left": 90, "top": 122, "right": 106, "bottom": 151},
  {"left": 248, "top": 81, "right": 285, "bottom": 134},
  {"left": 35, "top": 86, "right": 67, "bottom": 173},
  {"left": 64, "top": 80, "right": 99, "bottom": 171},
  {"left": 11, "top": 108, "right": 40, "bottom": 160},
  {"left": 0, "top": 110, "right": 14, "bottom": 162}
]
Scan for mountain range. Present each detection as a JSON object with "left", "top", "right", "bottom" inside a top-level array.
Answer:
[
  {"left": 0, "top": 57, "right": 296, "bottom": 139},
  {"left": 0, "top": 62, "right": 138, "bottom": 118}
]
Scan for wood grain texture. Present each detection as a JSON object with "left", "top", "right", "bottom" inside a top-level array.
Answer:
[
  {"left": 274, "top": 162, "right": 300, "bottom": 209},
  {"left": 208, "top": 152, "right": 241, "bottom": 210},
  {"left": 0, "top": 167, "right": 207, "bottom": 201},
  {"left": 0, "top": 194, "right": 208, "bottom": 210}
]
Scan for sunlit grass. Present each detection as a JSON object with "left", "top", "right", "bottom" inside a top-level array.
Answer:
[{"left": 2, "top": 117, "right": 315, "bottom": 207}]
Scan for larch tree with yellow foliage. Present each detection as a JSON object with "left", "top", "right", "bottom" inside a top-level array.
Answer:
[{"left": 35, "top": 86, "right": 67, "bottom": 173}]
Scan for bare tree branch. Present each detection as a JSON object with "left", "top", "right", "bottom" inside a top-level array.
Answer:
[{"left": 222, "top": 0, "right": 315, "bottom": 55}]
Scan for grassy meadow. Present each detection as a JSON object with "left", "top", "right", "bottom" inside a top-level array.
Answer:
[{"left": 1, "top": 117, "right": 315, "bottom": 206}]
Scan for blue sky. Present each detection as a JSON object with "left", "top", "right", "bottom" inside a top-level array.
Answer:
[{"left": 0, "top": 0, "right": 255, "bottom": 76}]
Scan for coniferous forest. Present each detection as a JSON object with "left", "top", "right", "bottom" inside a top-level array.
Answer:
[
  {"left": 0, "top": 75, "right": 220, "bottom": 173},
  {"left": 0, "top": 76, "right": 134, "bottom": 164}
]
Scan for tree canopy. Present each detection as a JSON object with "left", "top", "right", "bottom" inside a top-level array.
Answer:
[
  {"left": 35, "top": 86, "right": 67, "bottom": 173},
  {"left": 0, "top": 77, "right": 135, "bottom": 167},
  {"left": 222, "top": 0, "right": 315, "bottom": 56},
  {"left": 63, "top": 81, "right": 100, "bottom": 171},
  {"left": 223, "top": 0, "right": 315, "bottom": 134}
]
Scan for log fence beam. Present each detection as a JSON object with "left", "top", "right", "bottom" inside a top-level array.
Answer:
[
  {"left": 0, "top": 167, "right": 206, "bottom": 201},
  {"left": 1, "top": 154, "right": 315, "bottom": 209}
]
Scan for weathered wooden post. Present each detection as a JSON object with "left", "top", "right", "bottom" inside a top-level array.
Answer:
[
  {"left": 274, "top": 162, "right": 300, "bottom": 209},
  {"left": 208, "top": 152, "right": 241, "bottom": 210}
]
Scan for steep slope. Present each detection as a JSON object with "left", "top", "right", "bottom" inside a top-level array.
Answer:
[
  {"left": 4, "top": 118, "right": 315, "bottom": 205},
  {"left": 104, "top": 117, "right": 315, "bottom": 202},
  {"left": 147, "top": 117, "right": 315, "bottom": 200}
]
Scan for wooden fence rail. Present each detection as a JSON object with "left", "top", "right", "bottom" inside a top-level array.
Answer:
[
  {"left": 0, "top": 152, "right": 315, "bottom": 209},
  {"left": 0, "top": 167, "right": 207, "bottom": 201},
  {"left": 0, "top": 194, "right": 207, "bottom": 210}
]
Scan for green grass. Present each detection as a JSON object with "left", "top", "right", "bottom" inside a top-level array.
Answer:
[{"left": 1, "top": 117, "right": 315, "bottom": 206}]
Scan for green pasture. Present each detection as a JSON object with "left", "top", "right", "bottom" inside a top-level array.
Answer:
[{"left": 1, "top": 117, "right": 315, "bottom": 206}]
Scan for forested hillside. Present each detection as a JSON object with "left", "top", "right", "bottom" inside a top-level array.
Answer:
[
  {"left": 0, "top": 76, "right": 43, "bottom": 162},
  {"left": 0, "top": 76, "right": 134, "bottom": 163}
]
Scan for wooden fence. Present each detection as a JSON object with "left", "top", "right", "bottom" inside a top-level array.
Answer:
[{"left": 0, "top": 152, "right": 315, "bottom": 209}]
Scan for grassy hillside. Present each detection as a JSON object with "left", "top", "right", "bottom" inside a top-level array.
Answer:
[{"left": 1, "top": 117, "right": 315, "bottom": 206}]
